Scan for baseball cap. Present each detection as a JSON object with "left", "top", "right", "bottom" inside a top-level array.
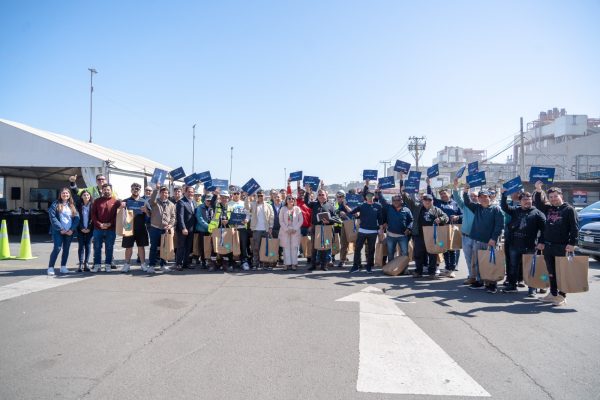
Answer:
[
  {"left": 422, "top": 194, "right": 434, "bottom": 200},
  {"left": 220, "top": 190, "right": 230, "bottom": 197}
]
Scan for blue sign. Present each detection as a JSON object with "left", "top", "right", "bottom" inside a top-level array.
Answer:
[
  {"left": 503, "top": 176, "right": 523, "bottom": 195},
  {"left": 529, "top": 166, "right": 555, "bottom": 184},
  {"left": 378, "top": 176, "right": 395, "bottom": 189},
  {"left": 169, "top": 167, "right": 186, "bottom": 181},
  {"left": 126, "top": 199, "right": 146, "bottom": 216},
  {"left": 572, "top": 190, "right": 588, "bottom": 205},
  {"left": 184, "top": 174, "right": 199, "bottom": 186},
  {"left": 408, "top": 171, "right": 422, "bottom": 181},
  {"left": 363, "top": 169, "right": 378, "bottom": 180},
  {"left": 150, "top": 168, "right": 168, "bottom": 186},
  {"left": 242, "top": 178, "right": 261, "bottom": 195},
  {"left": 208, "top": 179, "right": 229, "bottom": 191},
  {"left": 229, "top": 212, "right": 247, "bottom": 225},
  {"left": 456, "top": 165, "right": 466, "bottom": 179},
  {"left": 404, "top": 179, "right": 420, "bottom": 194},
  {"left": 427, "top": 164, "right": 440, "bottom": 178},
  {"left": 346, "top": 193, "right": 363, "bottom": 208},
  {"left": 289, "top": 171, "right": 303, "bottom": 182},
  {"left": 197, "top": 171, "right": 212, "bottom": 184},
  {"left": 466, "top": 171, "right": 487, "bottom": 187},
  {"left": 303, "top": 176, "right": 320, "bottom": 191},
  {"left": 468, "top": 161, "right": 479, "bottom": 175},
  {"left": 394, "top": 160, "right": 411, "bottom": 174}
]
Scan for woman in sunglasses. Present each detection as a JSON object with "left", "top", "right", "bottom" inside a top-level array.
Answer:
[{"left": 279, "top": 195, "right": 304, "bottom": 270}]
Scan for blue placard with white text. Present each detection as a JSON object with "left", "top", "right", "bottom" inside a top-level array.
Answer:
[
  {"left": 408, "top": 171, "right": 422, "bottom": 181},
  {"left": 242, "top": 178, "right": 261, "bottom": 195},
  {"left": 363, "top": 169, "right": 378, "bottom": 180},
  {"left": 126, "top": 199, "right": 146, "bottom": 216},
  {"left": 229, "top": 213, "right": 247, "bottom": 225},
  {"left": 169, "top": 167, "right": 186, "bottom": 181},
  {"left": 404, "top": 179, "right": 420, "bottom": 194},
  {"left": 529, "top": 166, "right": 555, "bottom": 184},
  {"left": 303, "top": 176, "right": 320, "bottom": 191},
  {"left": 456, "top": 165, "right": 466, "bottom": 179},
  {"left": 346, "top": 193, "right": 363, "bottom": 208},
  {"left": 289, "top": 171, "right": 303, "bottom": 182},
  {"left": 378, "top": 176, "right": 395, "bottom": 189},
  {"left": 468, "top": 161, "right": 479, "bottom": 175},
  {"left": 210, "top": 179, "right": 229, "bottom": 191},
  {"left": 197, "top": 171, "right": 212, "bottom": 184},
  {"left": 427, "top": 164, "right": 439, "bottom": 178},
  {"left": 503, "top": 176, "right": 523, "bottom": 195},
  {"left": 466, "top": 171, "right": 486, "bottom": 187},
  {"left": 184, "top": 174, "right": 199, "bottom": 187},
  {"left": 150, "top": 168, "right": 168, "bottom": 186},
  {"left": 394, "top": 160, "right": 411, "bottom": 174}
]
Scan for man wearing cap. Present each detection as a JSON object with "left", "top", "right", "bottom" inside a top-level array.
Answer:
[
  {"left": 409, "top": 192, "right": 449, "bottom": 278},
  {"left": 304, "top": 185, "right": 336, "bottom": 271},
  {"left": 120, "top": 183, "right": 150, "bottom": 273},
  {"left": 69, "top": 174, "right": 118, "bottom": 200},
  {"left": 147, "top": 184, "right": 176, "bottom": 272},
  {"left": 247, "top": 190, "right": 275, "bottom": 269},
  {"left": 334, "top": 190, "right": 350, "bottom": 267},
  {"left": 229, "top": 187, "right": 251, "bottom": 270},
  {"left": 209, "top": 189, "right": 235, "bottom": 271},
  {"left": 174, "top": 185, "right": 197, "bottom": 271},
  {"left": 462, "top": 187, "right": 504, "bottom": 292},
  {"left": 500, "top": 188, "right": 546, "bottom": 294},
  {"left": 378, "top": 193, "right": 413, "bottom": 264},
  {"left": 195, "top": 193, "right": 215, "bottom": 269},
  {"left": 343, "top": 186, "right": 384, "bottom": 273}
]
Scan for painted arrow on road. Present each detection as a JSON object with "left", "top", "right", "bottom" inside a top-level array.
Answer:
[{"left": 337, "top": 286, "right": 490, "bottom": 397}]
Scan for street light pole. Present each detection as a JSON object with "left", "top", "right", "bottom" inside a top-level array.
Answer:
[
  {"left": 88, "top": 68, "right": 98, "bottom": 143},
  {"left": 229, "top": 146, "right": 234, "bottom": 184},
  {"left": 192, "top": 124, "right": 196, "bottom": 172}
]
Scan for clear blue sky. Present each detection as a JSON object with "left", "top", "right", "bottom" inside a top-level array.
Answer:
[{"left": 1, "top": 0, "right": 598, "bottom": 189}]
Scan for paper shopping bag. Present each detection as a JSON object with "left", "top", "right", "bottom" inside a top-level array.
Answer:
[
  {"left": 556, "top": 253, "right": 589, "bottom": 293},
  {"left": 375, "top": 241, "right": 388, "bottom": 267},
  {"left": 478, "top": 247, "right": 505, "bottom": 282},
  {"left": 522, "top": 253, "right": 550, "bottom": 289},
  {"left": 449, "top": 224, "right": 462, "bottom": 250},
  {"left": 160, "top": 230, "right": 175, "bottom": 261},
  {"left": 383, "top": 255, "right": 409, "bottom": 276},
  {"left": 203, "top": 235, "right": 213, "bottom": 259},
  {"left": 115, "top": 208, "right": 134, "bottom": 237},
  {"left": 301, "top": 236, "right": 312, "bottom": 258},
  {"left": 422, "top": 224, "right": 449, "bottom": 254},
  {"left": 260, "top": 237, "right": 280, "bottom": 263},
  {"left": 314, "top": 225, "right": 334, "bottom": 251},
  {"left": 343, "top": 218, "right": 359, "bottom": 242},
  {"left": 212, "top": 228, "right": 235, "bottom": 255}
]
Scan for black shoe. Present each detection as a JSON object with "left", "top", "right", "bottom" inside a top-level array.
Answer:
[
  {"left": 538, "top": 288, "right": 547, "bottom": 294},
  {"left": 427, "top": 274, "right": 441, "bottom": 280},
  {"left": 308, "top": 266, "right": 316, "bottom": 272},
  {"left": 517, "top": 281, "right": 526, "bottom": 288},
  {"left": 486, "top": 286, "right": 498, "bottom": 294},
  {"left": 366, "top": 268, "right": 373, "bottom": 274},
  {"left": 349, "top": 265, "right": 359, "bottom": 273},
  {"left": 187, "top": 264, "right": 196, "bottom": 269},
  {"left": 175, "top": 265, "right": 183, "bottom": 271},
  {"left": 110, "top": 264, "right": 117, "bottom": 270},
  {"left": 502, "top": 285, "right": 518, "bottom": 293},
  {"left": 321, "top": 266, "right": 329, "bottom": 271},
  {"left": 469, "top": 282, "right": 485, "bottom": 289},
  {"left": 83, "top": 264, "right": 91, "bottom": 272},
  {"left": 412, "top": 272, "right": 423, "bottom": 278}
]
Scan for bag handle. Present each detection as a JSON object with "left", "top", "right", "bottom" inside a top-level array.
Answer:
[
  {"left": 530, "top": 253, "right": 537, "bottom": 277},
  {"left": 488, "top": 246, "right": 496, "bottom": 264}
]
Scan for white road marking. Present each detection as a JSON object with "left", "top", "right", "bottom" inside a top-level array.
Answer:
[
  {"left": 0, "top": 276, "right": 95, "bottom": 302},
  {"left": 337, "top": 286, "right": 490, "bottom": 397}
]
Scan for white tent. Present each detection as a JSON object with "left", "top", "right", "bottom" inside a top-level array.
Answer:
[{"left": 0, "top": 118, "right": 173, "bottom": 209}]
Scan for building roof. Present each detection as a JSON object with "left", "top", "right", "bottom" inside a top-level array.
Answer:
[{"left": 0, "top": 118, "right": 172, "bottom": 174}]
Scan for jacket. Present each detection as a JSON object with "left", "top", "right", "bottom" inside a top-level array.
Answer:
[
  {"left": 149, "top": 189, "right": 176, "bottom": 230},
  {"left": 462, "top": 192, "right": 504, "bottom": 243},
  {"left": 91, "top": 197, "right": 122, "bottom": 230},
  {"left": 501, "top": 193, "right": 546, "bottom": 250},
  {"left": 195, "top": 203, "right": 213, "bottom": 233},
  {"left": 48, "top": 200, "right": 80, "bottom": 233},
  {"left": 176, "top": 196, "right": 196, "bottom": 232},
  {"left": 453, "top": 189, "right": 475, "bottom": 236},
  {"left": 246, "top": 200, "right": 275, "bottom": 231},
  {"left": 411, "top": 205, "right": 448, "bottom": 237},
  {"left": 347, "top": 202, "right": 384, "bottom": 231},
  {"left": 427, "top": 185, "right": 463, "bottom": 222},
  {"left": 533, "top": 191, "right": 579, "bottom": 246},
  {"left": 378, "top": 196, "right": 413, "bottom": 235},
  {"left": 303, "top": 192, "right": 336, "bottom": 226}
]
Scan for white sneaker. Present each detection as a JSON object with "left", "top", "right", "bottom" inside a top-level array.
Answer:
[
  {"left": 104, "top": 264, "right": 112, "bottom": 273},
  {"left": 91, "top": 264, "right": 101, "bottom": 273},
  {"left": 140, "top": 263, "right": 148, "bottom": 272},
  {"left": 47, "top": 267, "right": 55, "bottom": 276},
  {"left": 446, "top": 271, "right": 456, "bottom": 278},
  {"left": 161, "top": 265, "right": 172, "bottom": 272},
  {"left": 60, "top": 266, "right": 69, "bottom": 274},
  {"left": 121, "top": 263, "right": 131, "bottom": 273},
  {"left": 146, "top": 265, "right": 156, "bottom": 274},
  {"left": 242, "top": 262, "right": 250, "bottom": 271},
  {"left": 541, "top": 293, "right": 556, "bottom": 303},
  {"left": 553, "top": 295, "right": 566, "bottom": 306}
]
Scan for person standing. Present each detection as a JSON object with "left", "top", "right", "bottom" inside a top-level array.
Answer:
[
  {"left": 452, "top": 179, "right": 479, "bottom": 285},
  {"left": 333, "top": 190, "right": 350, "bottom": 267},
  {"left": 175, "top": 185, "right": 196, "bottom": 271},
  {"left": 304, "top": 186, "right": 336, "bottom": 271},
  {"left": 462, "top": 187, "right": 504, "bottom": 292},
  {"left": 533, "top": 182, "right": 579, "bottom": 306},
  {"left": 121, "top": 183, "right": 150, "bottom": 273},
  {"left": 195, "top": 193, "right": 214, "bottom": 269},
  {"left": 378, "top": 193, "right": 413, "bottom": 264},
  {"left": 279, "top": 195, "right": 304, "bottom": 270},
  {"left": 91, "top": 184, "right": 122, "bottom": 272},
  {"left": 500, "top": 189, "right": 546, "bottom": 294},
  {"left": 47, "top": 188, "right": 80, "bottom": 275},
  {"left": 69, "top": 174, "right": 118, "bottom": 200},
  {"left": 228, "top": 188, "right": 251, "bottom": 270},
  {"left": 269, "top": 192, "right": 284, "bottom": 265},
  {"left": 247, "top": 190, "right": 275, "bottom": 269},
  {"left": 147, "top": 184, "right": 176, "bottom": 273},
  {"left": 72, "top": 189, "right": 93, "bottom": 272}
]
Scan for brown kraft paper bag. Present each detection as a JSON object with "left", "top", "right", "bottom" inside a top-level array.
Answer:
[
  {"left": 522, "top": 253, "right": 550, "bottom": 289},
  {"left": 449, "top": 224, "right": 462, "bottom": 250},
  {"left": 301, "top": 236, "right": 312, "bottom": 258},
  {"left": 422, "top": 225, "right": 449, "bottom": 254},
  {"left": 260, "top": 237, "right": 280, "bottom": 263},
  {"left": 478, "top": 247, "right": 505, "bottom": 282},
  {"left": 383, "top": 255, "right": 409, "bottom": 276},
  {"left": 314, "top": 225, "right": 334, "bottom": 251},
  {"left": 375, "top": 240, "right": 388, "bottom": 267},
  {"left": 332, "top": 233, "right": 341, "bottom": 256},
  {"left": 556, "top": 253, "right": 589, "bottom": 293},
  {"left": 192, "top": 234, "right": 201, "bottom": 257},
  {"left": 115, "top": 208, "right": 134, "bottom": 237},
  {"left": 212, "top": 228, "right": 235, "bottom": 255},
  {"left": 160, "top": 230, "right": 175, "bottom": 261},
  {"left": 203, "top": 235, "right": 213, "bottom": 259},
  {"left": 343, "top": 219, "right": 359, "bottom": 243}
]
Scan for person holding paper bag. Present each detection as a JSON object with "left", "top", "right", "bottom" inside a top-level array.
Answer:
[
  {"left": 462, "top": 186, "right": 504, "bottom": 292},
  {"left": 174, "top": 186, "right": 197, "bottom": 271},
  {"left": 148, "top": 184, "right": 176, "bottom": 273},
  {"left": 279, "top": 195, "right": 303, "bottom": 270},
  {"left": 90, "top": 184, "right": 122, "bottom": 273},
  {"left": 534, "top": 182, "right": 579, "bottom": 306},
  {"left": 377, "top": 193, "right": 413, "bottom": 265},
  {"left": 120, "top": 183, "right": 150, "bottom": 273},
  {"left": 208, "top": 190, "right": 235, "bottom": 271},
  {"left": 229, "top": 188, "right": 251, "bottom": 270},
  {"left": 500, "top": 188, "right": 546, "bottom": 294},
  {"left": 246, "top": 190, "right": 274, "bottom": 269},
  {"left": 195, "top": 193, "right": 215, "bottom": 269},
  {"left": 304, "top": 185, "right": 336, "bottom": 271}
]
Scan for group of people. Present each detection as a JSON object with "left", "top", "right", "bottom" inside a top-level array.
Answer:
[{"left": 46, "top": 172, "right": 580, "bottom": 306}]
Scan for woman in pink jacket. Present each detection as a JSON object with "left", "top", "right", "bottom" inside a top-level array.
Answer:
[{"left": 279, "top": 194, "right": 304, "bottom": 270}]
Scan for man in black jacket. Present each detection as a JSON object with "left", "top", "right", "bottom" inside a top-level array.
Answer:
[
  {"left": 304, "top": 185, "right": 337, "bottom": 271},
  {"left": 533, "top": 182, "right": 579, "bottom": 306},
  {"left": 175, "top": 186, "right": 197, "bottom": 271},
  {"left": 500, "top": 189, "right": 546, "bottom": 293}
]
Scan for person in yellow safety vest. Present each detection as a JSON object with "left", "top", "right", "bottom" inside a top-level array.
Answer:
[
  {"left": 334, "top": 190, "right": 350, "bottom": 267},
  {"left": 69, "top": 174, "right": 118, "bottom": 200},
  {"left": 207, "top": 189, "right": 234, "bottom": 272}
]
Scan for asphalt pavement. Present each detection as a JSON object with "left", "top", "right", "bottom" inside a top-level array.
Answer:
[{"left": 1, "top": 237, "right": 599, "bottom": 400}]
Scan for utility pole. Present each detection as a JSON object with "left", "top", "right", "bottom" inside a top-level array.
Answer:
[
  {"left": 229, "top": 146, "right": 234, "bottom": 184},
  {"left": 379, "top": 160, "right": 391, "bottom": 177},
  {"left": 88, "top": 68, "right": 97, "bottom": 143},
  {"left": 192, "top": 124, "right": 196, "bottom": 173},
  {"left": 519, "top": 117, "right": 525, "bottom": 178},
  {"left": 408, "top": 136, "right": 427, "bottom": 172},
  {"left": 284, "top": 167, "right": 287, "bottom": 188}
]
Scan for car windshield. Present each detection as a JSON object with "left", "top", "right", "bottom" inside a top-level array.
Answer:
[{"left": 579, "top": 201, "right": 600, "bottom": 214}]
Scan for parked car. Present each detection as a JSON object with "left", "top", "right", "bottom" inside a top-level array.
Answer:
[
  {"left": 578, "top": 200, "right": 600, "bottom": 227},
  {"left": 577, "top": 221, "right": 600, "bottom": 262}
]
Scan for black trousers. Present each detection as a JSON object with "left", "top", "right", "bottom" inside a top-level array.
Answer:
[
  {"left": 353, "top": 232, "right": 377, "bottom": 269},
  {"left": 544, "top": 243, "right": 567, "bottom": 297},
  {"left": 176, "top": 230, "right": 194, "bottom": 267},
  {"left": 413, "top": 235, "right": 437, "bottom": 275}
]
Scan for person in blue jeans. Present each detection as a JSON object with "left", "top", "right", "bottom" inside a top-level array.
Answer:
[
  {"left": 378, "top": 193, "right": 413, "bottom": 263},
  {"left": 90, "top": 184, "right": 122, "bottom": 272},
  {"left": 48, "top": 188, "right": 80, "bottom": 276}
]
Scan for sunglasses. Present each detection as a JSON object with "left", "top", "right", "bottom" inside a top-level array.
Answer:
[
  {"left": 132, "top": 188, "right": 140, "bottom": 191},
  {"left": 97, "top": 178, "right": 106, "bottom": 181}
]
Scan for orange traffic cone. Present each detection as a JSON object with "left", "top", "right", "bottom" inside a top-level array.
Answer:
[
  {"left": 16, "top": 220, "right": 37, "bottom": 260},
  {"left": 0, "top": 219, "right": 15, "bottom": 260}
]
